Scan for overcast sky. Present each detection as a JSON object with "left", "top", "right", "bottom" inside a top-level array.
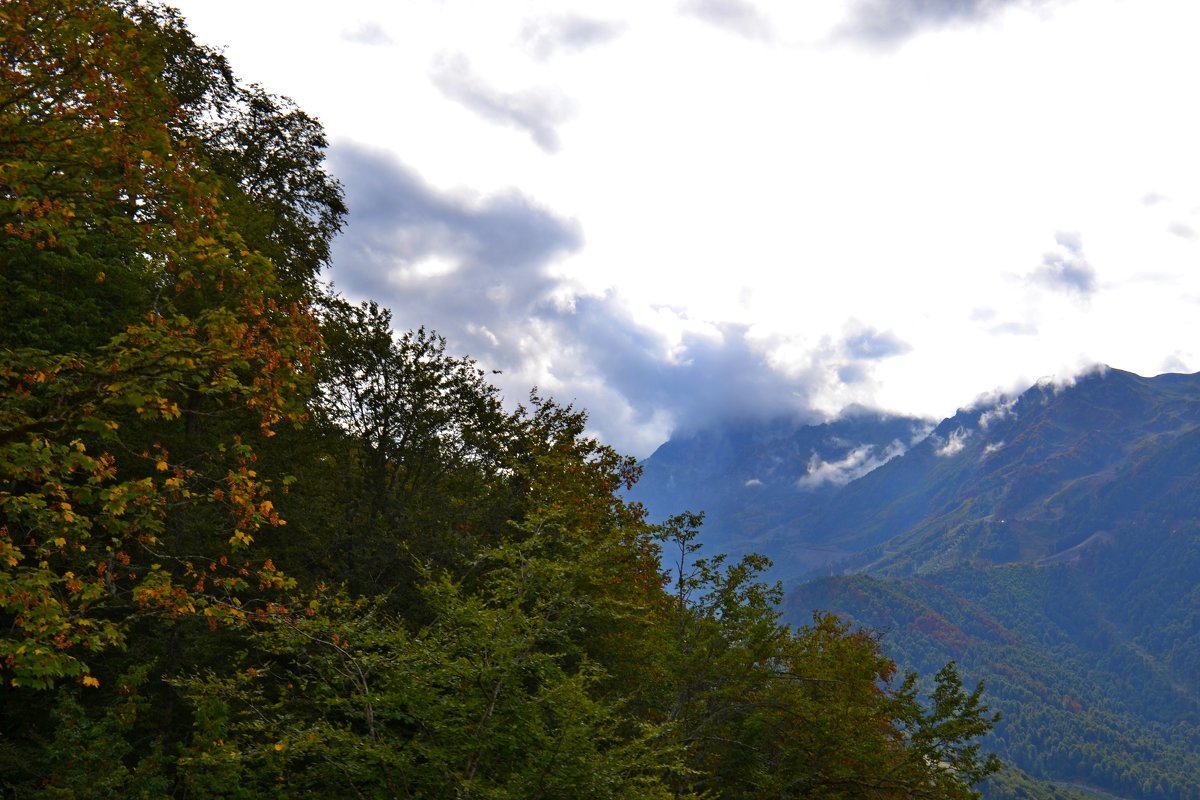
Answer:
[{"left": 171, "top": 0, "right": 1200, "bottom": 457}]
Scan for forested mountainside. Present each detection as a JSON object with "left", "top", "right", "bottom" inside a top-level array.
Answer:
[
  {"left": 628, "top": 410, "right": 933, "bottom": 576},
  {"left": 0, "top": 2, "right": 1000, "bottom": 796},
  {"left": 634, "top": 368, "right": 1200, "bottom": 585},
  {"left": 797, "top": 368, "right": 1200, "bottom": 577},
  {"left": 635, "top": 368, "right": 1200, "bottom": 800},
  {"left": 793, "top": 556, "right": 1200, "bottom": 800}
]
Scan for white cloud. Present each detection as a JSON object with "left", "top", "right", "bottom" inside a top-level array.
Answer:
[
  {"left": 429, "top": 53, "right": 574, "bottom": 153},
  {"left": 1035, "top": 362, "right": 1110, "bottom": 395},
  {"left": 910, "top": 421, "right": 936, "bottom": 445},
  {"left": 797, "top": 440, "right": 908, "bottom": 489},
  {"left": 934, "top": 426, "right": 971, "bottom": 457},
  {"left": 835, "top": 0, "right": 1051, "bottom": 48},
  {"left": 166, "top": 0, "right": 1200, "bottom": 457},
  {"left": 681, "top": 0, "right": 774, "bottom": 41},
  {"left": 518, "top": 14, "right": 625, "bottom": 59},
  {"left": 1028, "top": 231, "right": 1097, "bottom": 298},
  {"left": 977, "top": 395, "right": 1018, "bottom": 430},
  {"left": 341, "top": 20, "right": 393, "bottom": 46}
]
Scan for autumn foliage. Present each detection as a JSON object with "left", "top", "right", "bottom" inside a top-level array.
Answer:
[{"left": 1, "top": 0, "right": 315, "bottom": 687}]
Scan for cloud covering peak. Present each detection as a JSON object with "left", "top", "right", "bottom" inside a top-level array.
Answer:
[{"left": 327, "top": 144, "right": 917, "bottom": 456}]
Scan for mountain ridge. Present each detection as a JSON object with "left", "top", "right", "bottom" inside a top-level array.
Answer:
[
  {"left": 632, "top": 365, "right": 1200, "bottom": 583},
  {"left": 631, "top": 365, "right": 1200, "bottom": 800}
]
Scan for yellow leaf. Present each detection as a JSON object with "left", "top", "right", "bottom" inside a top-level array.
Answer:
[
  {"left": 82, "top": 675, "right": 100, "bottom": 688},
  {"left": 156, "top": 459, "right": 168, "bottom": 472},
  {"left": 274, "top": 742, "right": 285, "bottom": 751}
]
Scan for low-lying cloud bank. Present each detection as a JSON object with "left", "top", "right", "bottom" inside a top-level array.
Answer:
[{"left": 797, "top": 440, "right": 909, "bottom": 488}]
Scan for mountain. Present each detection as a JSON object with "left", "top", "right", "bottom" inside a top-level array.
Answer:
[
  {"left": 627, "top": 408, "right": 933, "bottom": 578},
  {"left": 790, "top": 548, "right": 1200, "bottom": 800},
  {"left": 635, "top": 366, "right": 1200, "bottom": 585},
  {"left": 809, "top": 366, "right": 1200, "bottom": 577},
  {"left": 632, "top": 366, "right": 1200, "bottom": 800}
]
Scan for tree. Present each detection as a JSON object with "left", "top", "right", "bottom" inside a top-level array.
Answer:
[
  {"left": 172, "top": 554, "right": 674, "bottom": 799},
  {"left": 655, "top": 513, "right": 1001, "bottom": 799},
  {"left": 0, "top": 0, "right": 326, "bottom": 688},
  {"left": 251, "top": 297, "right": 522, "bottom": 606}
]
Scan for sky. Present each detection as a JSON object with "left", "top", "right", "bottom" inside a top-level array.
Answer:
[{"left": 169, "top": 0, "right": 1200, "bottom": 458}]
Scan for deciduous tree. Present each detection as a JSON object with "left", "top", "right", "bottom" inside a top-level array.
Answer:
[{"left": 1, "top": 0, "right": 324, "bottom": 688}]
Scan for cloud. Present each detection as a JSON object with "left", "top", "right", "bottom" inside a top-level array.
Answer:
[
  {"left": 836, "top": 362, "right": 871, "bottom": 385},
  {"left": 934, "top": 425, "right": 971, "bottom": 456},
  {"left": 327, "top": 141, "right": 583, "bottom": 360},
  {"left": 1167, "top": 221, "right": 1197, "bottom": 240},
  {"left": 976, "top": 394, "right": 1017, "bottom": 429},
  {"left": 987, "top": 321, "right": 1038, "bottom": 336},
  {"left": 560, "top": 301, "right": 832, "bottom": 435},
  {"left": 971, "top": 305, "right": 1037, "bottom": 336},
  {"left": 836, "top": 0, "right": 1043, "bottom": 47},
  {"left": 341, "top": 21, "right": 393, "bottom": 47},
  {"left": 519, "top": 15, "right": 625, "bottom": 59},
  {"left": 1033, "top": 362, "right": 1109, "bottom": 395},
  {"left": 1028, "top": 230, "right": 1096, "bottom": 297},
  {"left": 680, "top": 0, "right": 774, "bottom": 41},
  {"left": 327, "top": 144, "right": 911, "bottom": 456},
  {"left": 843, "top": 326, "right": 911, "bottom": 359},
  {"left": 1160, "top": 353, "right": 1191, "bottom": 374},
  {"left": 797, "top": 440, "right": 908, "bottom": 488},
  {"left": 546, "top": 302, "right": 925, "bottom": 450},
  {"left": 430, "top": 54, "right": 573, "bottom": 152}
]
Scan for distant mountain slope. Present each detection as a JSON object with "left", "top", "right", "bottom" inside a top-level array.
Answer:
[
  {"left": 633, "top": 366, "right": 1200, "bottom": 800},
  {"left": 789, "top": 539, "right": 1200, "bottom": 800},
  {"left": 627, "top": 408, "right": 932, "bottom": 574},
  {"left": 634, "top": 367, "right": 1200, "bottom": 585},
  {"left": 786, "top": 369, "right": 1200, "bottom": 800},
  {"left": 807, "top": 367, "right": 1200, "bottom": 576}
]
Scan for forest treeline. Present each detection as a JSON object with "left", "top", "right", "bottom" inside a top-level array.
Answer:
[
  {"left": 1, "top": 1, "right": 1000, "bottom": 796},
  {"left": 797, "top": 563, "right": 1200, "bottom": 800}
]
